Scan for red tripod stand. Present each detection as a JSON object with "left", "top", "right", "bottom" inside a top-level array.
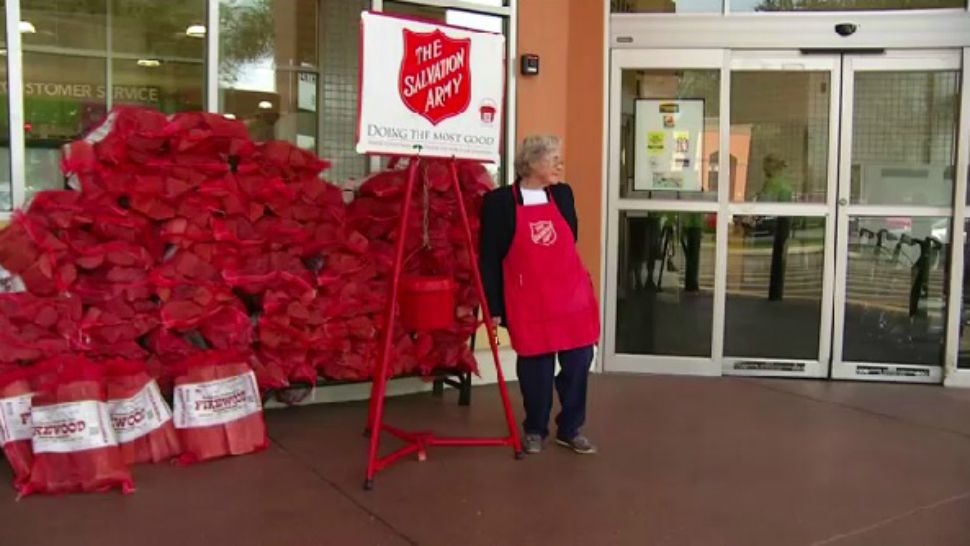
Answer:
[{"left": 364, "top": 156, "right": 522, "bottom": 490}]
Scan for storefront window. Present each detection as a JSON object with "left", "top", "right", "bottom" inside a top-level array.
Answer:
[
  {"left": 616, "top": 211, "right": 717, "bottom": 357},
  {"left": 730, "top": 71, "right": 830, "bottom": 204},
  {"left": 319, "top": 0, "right": 369, "bottom": 183},
  {"left": 19, "top": 0, "right": 205, "bottom": 204},
  {"left": 220, "top": 0, "right": 319, "bottom": 156},
  {"left": 731, "top": 0, "right": 965, "bottom": 11},
  {"left": 21, "top": 0, "right": 107, "bottom": 200},
  {"left": 725, "top": 216, "right": 825, "bottom": 359},
  {"left": 850, "top": 70, "right": 959, "bottom": 207},
  {"left": 611, "top": 0, "right": 723, "bottom": 13},
  {"left": 110, "top": 1, "right": 205, "bottom": 112},
  {"left": 620, "top": 69, "right": 721, "bottom": 201},
  {"left": 844, "top": 216, "right": 948, "bottom": 366},
  {"left": 0, "top": 0, "right": 10, "bottom": 211}
]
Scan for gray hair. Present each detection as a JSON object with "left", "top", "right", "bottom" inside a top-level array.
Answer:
[{"left": 514, "top": 135, "right": 561, "bottom": 179}]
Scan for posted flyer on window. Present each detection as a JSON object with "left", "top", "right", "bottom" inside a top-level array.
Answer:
[{"left": 634, "top": 99, "right": 704, "bottom": 192}]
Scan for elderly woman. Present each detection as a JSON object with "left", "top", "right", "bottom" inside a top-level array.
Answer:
[{"left": 479, "top": 135, "right": 600, "bottom": 455}]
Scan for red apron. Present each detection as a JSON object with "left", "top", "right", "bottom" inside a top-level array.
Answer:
[{"left": 502, "top": 185, "right": 600, "bottom": 356}]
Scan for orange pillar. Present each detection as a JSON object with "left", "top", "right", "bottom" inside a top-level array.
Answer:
[{"left": 516, "top": 0, "right": 606, "bottom": 295}]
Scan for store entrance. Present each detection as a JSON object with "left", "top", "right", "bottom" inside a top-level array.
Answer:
[{"left": 604, "top": 49, "right": 963, "bottom": 383}]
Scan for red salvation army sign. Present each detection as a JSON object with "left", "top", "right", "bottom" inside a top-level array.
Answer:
[
  {"left": 399, "top": 28, "right": 471, "bottom": 125},
  {"left": 356, "top": 11, "right": 505, "bottom": 162}
]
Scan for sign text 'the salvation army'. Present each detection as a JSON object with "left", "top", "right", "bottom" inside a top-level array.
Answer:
[{"left": 401, "top": 39, "right": 467, "bottom": 114}]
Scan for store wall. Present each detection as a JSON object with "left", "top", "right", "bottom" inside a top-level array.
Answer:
[
  {"left": 516, "top": 0, "right": 606, "bottom": 295},
  {"left": 0, "top": 2, "right": 602, "bottom": 393}
]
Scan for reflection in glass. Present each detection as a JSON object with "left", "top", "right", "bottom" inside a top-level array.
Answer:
[
  {"left": 220, "top": 0, "right": 319, "bottom": 151},
  {"left": 851, "top": 71, "right": 959, "bottom": 207},
  {"left": 725, "top": 216, "right": 825, "bottom": 359},
  {"left": 731, "top": 0, "right": 964, "bottom": 11},
  {"left": 21, "top": 1, "right": 107, "bottom": 201},
  {"left": 730, "top": 71, "right": 830, "bottom": 204},
  {"left": 611, "top": 0, "right": 723, "bottom": 13},
  {"left": 19, "top": 1, "right": 206, "bottom": 204},
  {"left": 620, "top": 70, "right": 720, "bottom": 201},
  {"left": 111, "top": 1, "right": 206, "bottom": 60},
  {"left": 0, "top": 1, "right": 9, "bottom": 211},
  {"left": 616, "top": 211, "right": 716, "bottom": 357},
  {"left": 21, "top": 0, "right": 107, "bottom": 51},
  {"left": 843, "top": 216, "right": 949, "bottom": 365},
  {"left": 111, "top": 1, "right": 205, "bottom": 112}
]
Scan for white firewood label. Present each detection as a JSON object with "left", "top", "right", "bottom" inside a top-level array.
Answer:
[
  {"left": 108, "top": 381, "right": 172, "bottom": 444},
  {"left": 31, "top": 400, "right": 117, "bottom": 454},
  {"left": 173, "top": 371, "right": 261, "bottom": 429},
  {"left": 0, "top": 393, "right": 33, "bottom": 444}
]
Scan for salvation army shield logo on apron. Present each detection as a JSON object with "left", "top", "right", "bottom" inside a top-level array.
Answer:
[
  {"left": 398, "top": 29, "right": 472, "bottom": 126},
  {"left": 529, "top": 221, "right": 557, "bottom": 246}
]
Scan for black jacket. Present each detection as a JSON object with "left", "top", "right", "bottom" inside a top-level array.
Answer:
[{"left": 478, "top": 182, "right": 579, "bottom": 319}]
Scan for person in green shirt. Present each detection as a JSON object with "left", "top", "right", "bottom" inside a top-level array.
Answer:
[
  {"left": 758, "top": 154, "right": 794, "bottom": 300},
  {"left": 758, "top": 154, "right": 793, "bottom": 203}
]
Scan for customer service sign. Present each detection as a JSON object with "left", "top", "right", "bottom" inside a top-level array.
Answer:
[{"left": 356, "top": 11, "right": 505, "bottom": 162}]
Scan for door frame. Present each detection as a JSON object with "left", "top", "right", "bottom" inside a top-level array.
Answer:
[
  {"left": 604, "top": 47, "right": 969, "bottom": 382},
  {"left": 604, "top": 48, "right": 727, "bottom": 376},
  {"left": 604, "top": 9, "right": 970, "bottom": 383},
  {"left": 605, "top": 49, "right": 843, "bottom": 378},
  {"left": 719, "top": 51, "right": 842, "bottom": 379},
  {"left": 830, "top": 49, "right": 963, "bottom": 384},
  {"left": 945, "top": 48, "right": 970, "bottom": 387}
]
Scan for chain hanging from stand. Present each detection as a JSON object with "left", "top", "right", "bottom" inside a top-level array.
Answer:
[
  {"left": 400, "top": 160, "right": 432, "bottom": 269},
  {"left": 422, "top": 165, "right": 431, "bottom": 250}
]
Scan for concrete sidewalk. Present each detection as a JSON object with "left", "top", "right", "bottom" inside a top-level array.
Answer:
[{"left": 2, "top": 374, "right": 970, "bottom": 546}]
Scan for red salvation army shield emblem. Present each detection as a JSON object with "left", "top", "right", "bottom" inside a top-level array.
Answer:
[
  {"left": 399, "top": 28, "right": 472, "bottom": 126},
  {"left": 529, "top": 221, "right": 557, "bottom": 246}
]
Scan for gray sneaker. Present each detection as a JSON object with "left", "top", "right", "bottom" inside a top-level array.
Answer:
[
  {"left": 556, "top": 434, "right": 598, "bottom": 455},
  {"left": 522, "top": 433, "right": 544, "bottom": 454}
]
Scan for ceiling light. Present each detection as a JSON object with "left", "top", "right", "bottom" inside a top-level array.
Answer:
[
  {"left": 137, "top": 59, "right": 161, "bottom": 68},
  {"left": 19, "top": 21, "right": 36, "bottom": 34},
  {"left": 223, "top": 113, "right": 237, "bottom": 120},
  {"left": 185, "top": 24, "right": 206, "bottom": 38},
  {"left": 257, "top": 101, "right": 273, "bottom": 109}
]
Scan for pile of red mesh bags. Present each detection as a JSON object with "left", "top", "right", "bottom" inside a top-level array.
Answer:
[
  {"left": 257, "top": 271, "right": 319, "bottom": 386},
  {"left": 0, "top": 107, "right": 337, "bottom": 387},
  {"left": 332, "top": 160, "right": 493, "bottom": 379},
  {"left": 0, "top": 105, "right": 493, "bottom": 493},
  {"left": 0, "top": 293, "right": 82, "bottom": 363},
  {"left": 0, "top": 208, "right": 78, "bottom": 297}
]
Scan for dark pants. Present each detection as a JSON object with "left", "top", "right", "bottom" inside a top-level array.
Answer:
[{"left": 516, "top": 345, "right": 593, "bottom": 441}]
